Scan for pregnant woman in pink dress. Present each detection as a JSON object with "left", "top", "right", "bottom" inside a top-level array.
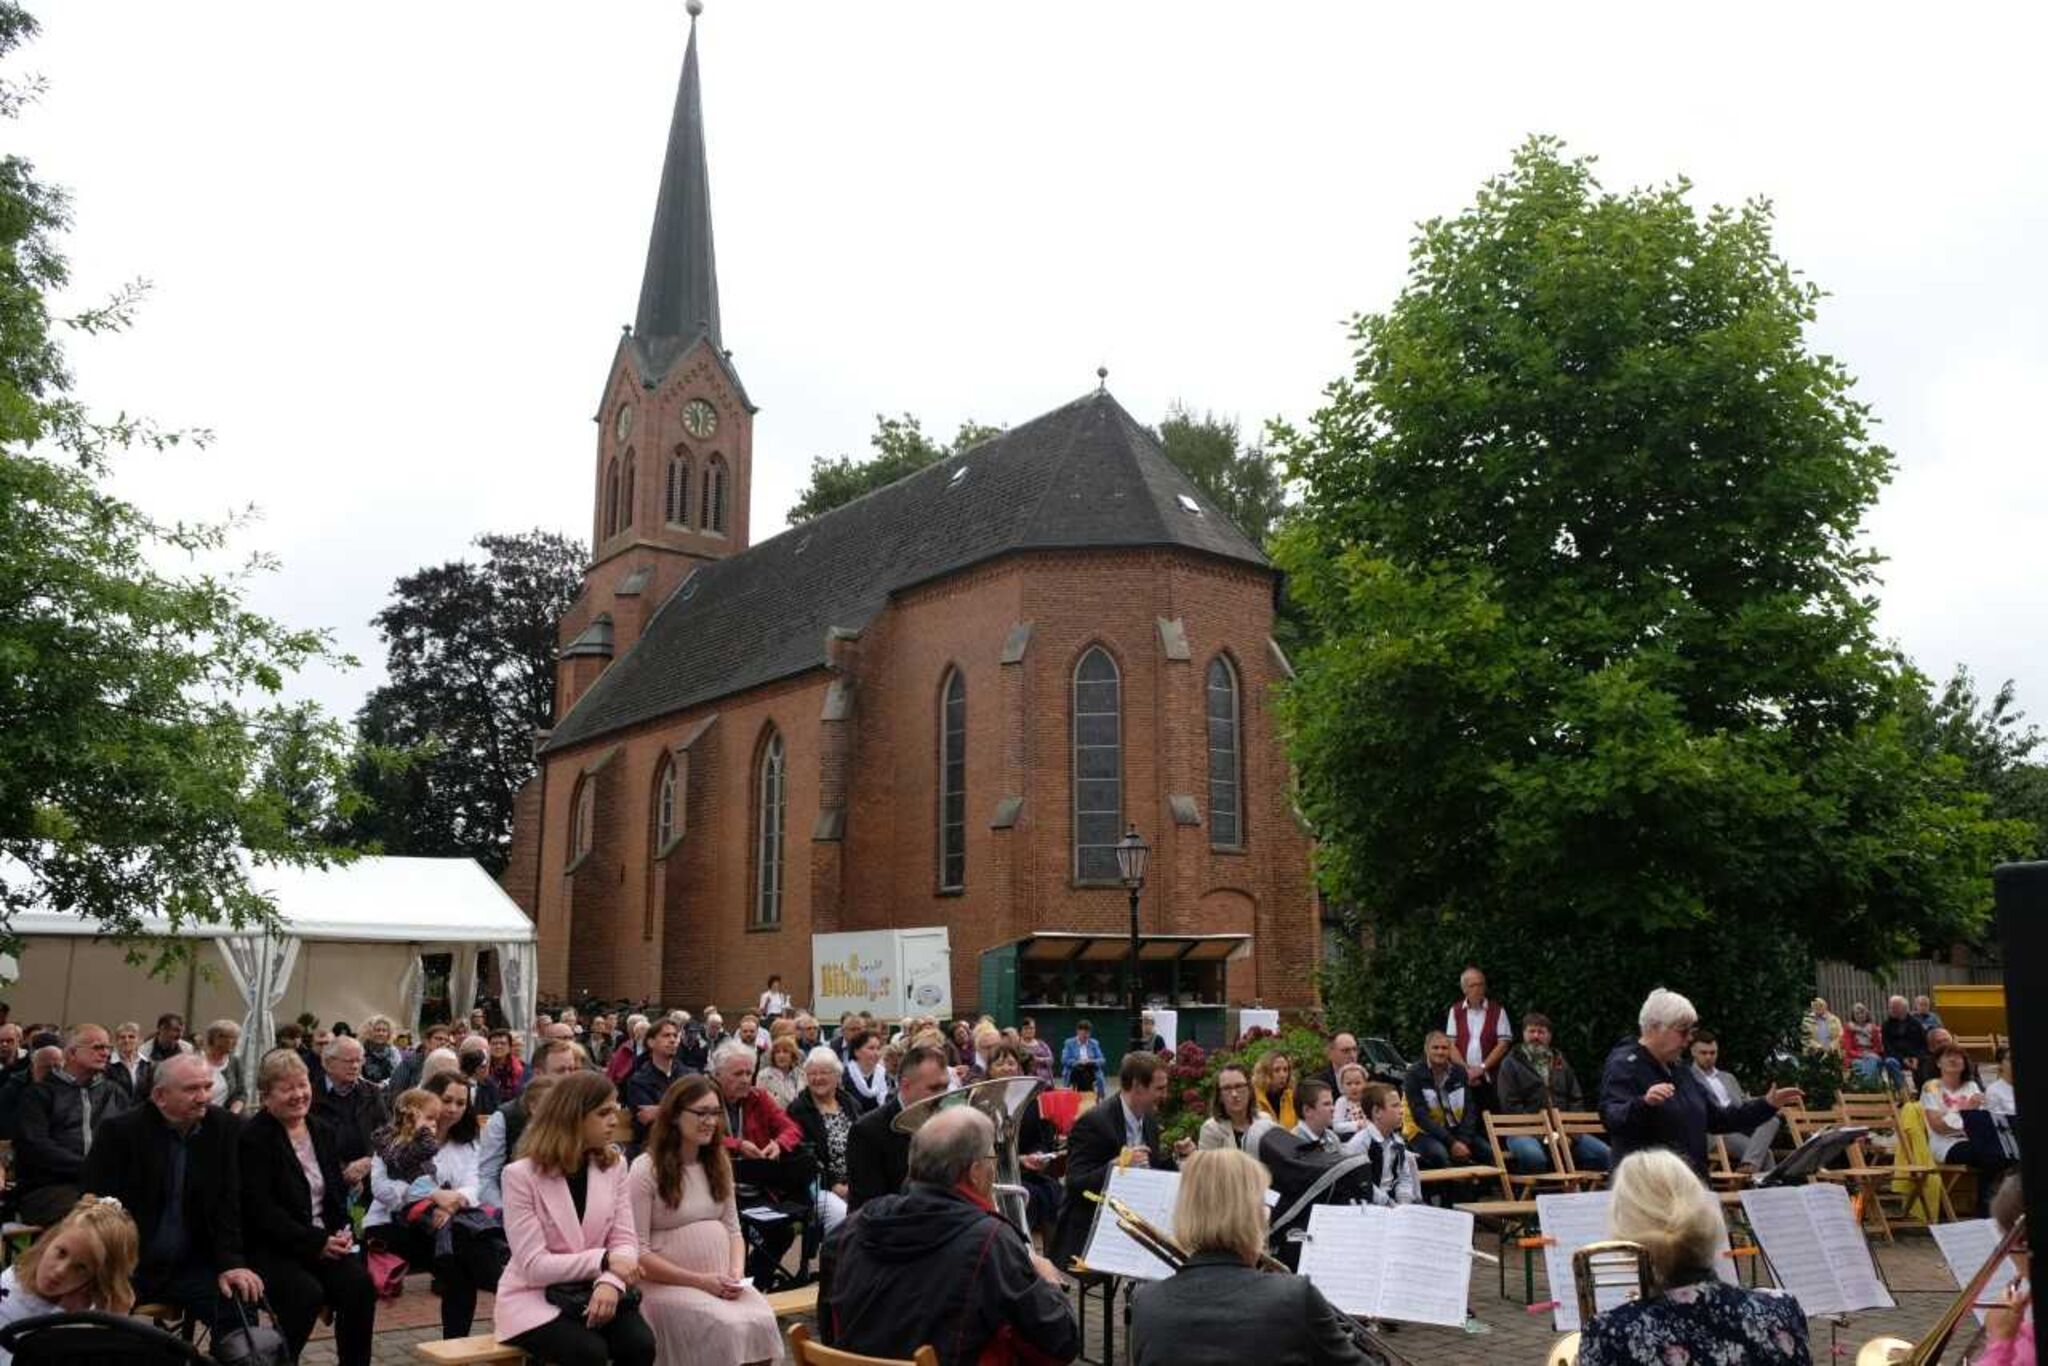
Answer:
[{"left": 628, "top": 1074, "right": 782, "bottom": 1366}]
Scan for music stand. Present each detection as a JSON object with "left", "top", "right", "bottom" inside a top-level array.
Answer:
[{"left": 1756, "top": 1126, "right": 1869, "bottom": 1186}]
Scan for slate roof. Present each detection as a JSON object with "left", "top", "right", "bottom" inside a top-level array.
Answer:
[
  {"left": 545, "top": 389, "right": 1271, "bottom": 751},
  {"left": 632, "top": 12, "right": 720, "bottom": 361}
]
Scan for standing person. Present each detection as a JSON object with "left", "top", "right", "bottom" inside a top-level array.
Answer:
[
  {"left": 1197, "top": 1064, "right": 1269, "bottom": 1153},
  {"left": 626, "top": 1018, "right": 688, "bottom": 1153},
  {"left": 842, "top": 1027, "right": 890, "bottom": 1116},
  {"left": 758, "top": 975, "right": 791, "bottom": 1020},
  {"left": 1018, "top": 1017, "right": 1055, "bottom": 1083},
  {"left": 1446, "top": 966, "right": 1512, "bottom": 1111},
  {"left": 240, "top": 1051, "right": 377, "bottom": 1366},
  {"left": 1129, "top": 1148, "right": 1368, "bottom": 1366},
  {"left": 829, "top": 1108, "right": 1079, "bottom": 1366},
  {"left": 629, "top": 1075, "right": 782, "bottom": 1366},
  {"left": 0, "top": 1196, "right": 140, "bottom": 1344},
  {"left": 364, "top": 1070, "right": 503, "bottom": 1339},
  {"left": 1599, "top": 989, "right": 1800, "bottom": 1178},
  {"left": 1051, "top": 1054, "right": 1190, "bottom": 1268},
  {"left": 1403, "top": 1031, "right": 1490, "bottom": 1170},
  {"left": 1576, "top": 1150, "right": 1809, "bottom": 1365},
  {"left": 1497, "top": 1012, "right": 1609, "bottom": 1172},
  {"left": 108, "top": 1021, "right": 150, "bottom": 1096},
  {"left": 197, "top": 1020, "right": 246, "bottom": 1115},
  {"left": 14, "top": 1022, "right": 129, "bottom": 1225},
  {"left": 360, "top": 1016, "right": 401, "bottom": 1087},
  {"left": 1060, "top": 1021, "right": 1107, "bottom": 1097},
  {"left": 80, "top": 1053, "right": 265, "bottom": 1329},
  {"left": 1688, "top": 1032, "right": 1780, "bottom": 1174},
  {"left": 495, "top": 1071, "right": 655, "bottom": 1366},
  {"left": 847, "top": 1043, "right": 950, "bottom": 1212}
]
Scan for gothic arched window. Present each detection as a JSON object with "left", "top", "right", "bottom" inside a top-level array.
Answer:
[
  {"left": 938, "top": 668, "right": 966, "bottom": 891},
  {"left": 1073, "top": 646, "right": 1121, "bottom": 881},
  {"left": 569, "top": 775, "right": 595, "bottom": 867},
  {"left": 603, "top": 458, "right": 621, "bottom": 538},
  {"left": 753, "top": 728, "right": 785, "bottom": 927},
  {"left": 703, "top": 455, "right": 728, "bottom": 535},
  {"left": 654, "top": 754, "right": 679, "bottom": 851},
  {"left": 666, "top": 452, "right": 691, "bottom": 527},
  {"left": 1206, "top": 655, "right": 1243, "bottom": 848},
  {"left": 621, "top": 451, "right": 635, "bottom": 532}
]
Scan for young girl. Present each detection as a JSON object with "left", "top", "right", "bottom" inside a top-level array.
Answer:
[
  {"left": 1332, "top": 1063, "right": 1371, "bottom": 1139},
  {"left": 0, "top": 1196, "right": 139, "bottom": 1360},
  {"left": 374, "top": 1088, "right": 444, "bottom": 1216}
]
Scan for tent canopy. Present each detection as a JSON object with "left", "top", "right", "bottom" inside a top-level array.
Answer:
[{"left": 4, "top": 855, "right": 534, "bottom": 944}]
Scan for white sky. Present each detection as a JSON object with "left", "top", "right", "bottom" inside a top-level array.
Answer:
[{"left": 16, "top": 2, "right": 2047, "bottom": 726}]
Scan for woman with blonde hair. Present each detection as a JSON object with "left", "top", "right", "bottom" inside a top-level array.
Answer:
[
  {"left": 1129, "top": 1149, "right": 1366, "bottom": 1365},
  {"left": 1251, "top": 1051, "right": 1298, "bottom": 1130},
  {"left": 1578, "top": 1149, "right": 1808, "bottom": 1364},
  {"left": 0, "top": 1196, "right": 139, "bottom": 1358},
  {"left": 754, "top": 1034, "right": 804, "bottom": 1108},
  {"left": 200, "top": 1019, "right": 246, "bottom": 1114},
  {"left": 495, "top": 1070, "right": 653, "bottom": 1365}
]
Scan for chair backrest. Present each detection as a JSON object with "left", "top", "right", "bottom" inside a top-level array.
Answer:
[
  {"left": 1550, "top": 1109, "right": 1604, "bottom": 1140},
  {"left": 788, "top": 1321, "right": 939, "bottom": 1366},
  {"left": 1483, "top": 1111, "right": 1562, "bottom": 1168},
  {"left": 0, "top": 1311, "right": 210, "bottom": 1366},
  {"left": 1951, "top": 1033, "right": 1997, "bottom": 1062},
  {"left": 1838, "top": 1092, "right": 1902, "bottom": 1133},
  {"left": 1778, "top": 1105, "right": 1844, "bottom": 1146}
]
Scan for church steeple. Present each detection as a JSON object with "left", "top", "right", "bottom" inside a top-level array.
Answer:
[{"left": 634, "top": 1, "right": 720, "bottom": 349}]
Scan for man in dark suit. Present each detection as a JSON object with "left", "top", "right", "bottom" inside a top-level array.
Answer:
[
  {"left": 82, "top": 1052, "right": 264, "bottom": 1324},
  {"left": 846, "top": 1043, "right": 949, "bottom": 1212},
  {"left": 1051, "top": 1052, "right": 1193, "bottom": 1269}
]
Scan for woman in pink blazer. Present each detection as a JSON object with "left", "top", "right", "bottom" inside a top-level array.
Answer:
[{"left": 496, "top": 1071, "right": 656, "bottom": 1365}]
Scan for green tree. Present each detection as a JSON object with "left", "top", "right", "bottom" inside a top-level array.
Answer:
[
  {"left": 344, "top": 531, "right": 583, "bottom": 872},
  {"left": 1154, "top": 404, "right": 1287, "bottom": 547},
  {"left": 787, "top": 413, "right": 1001, "bottom": 524},
  {"left": 0, "top": 3, "right": 349, "bottom": 961},
  {"left": 1908, "top": 667, "right": 2048, "bottom": 862},
  {"left": 1278, "top": 138, "right": 2027, "bottom": 1074}
]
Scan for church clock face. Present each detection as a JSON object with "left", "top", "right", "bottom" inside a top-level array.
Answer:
[
  {"left": 683, "top": 399, "right": 718, "bottom": 440},
  {"left": 614, "top": 405, "right": 634, "bottom": 442}
]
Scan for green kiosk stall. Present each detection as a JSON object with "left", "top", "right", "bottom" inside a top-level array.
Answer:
[{"left": 977, "top": 931, "right": 1250, "bottom": 1063}]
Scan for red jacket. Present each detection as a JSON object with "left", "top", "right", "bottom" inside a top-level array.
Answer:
[{"left": 722, "top": 1087, "right": 802, "bottom": 1152}]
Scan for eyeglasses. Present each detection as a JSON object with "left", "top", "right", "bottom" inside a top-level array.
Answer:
[
  {"left": 1218, "top": 1082, "right": 1250, "bottom": 1092},
  {"left": 683, "top": 1106, "right": 723, "bottom": 1120}
]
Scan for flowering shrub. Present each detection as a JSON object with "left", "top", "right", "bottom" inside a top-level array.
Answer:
[{"left": 1158, "top": 1024, "right": 1331, "bottom": 1145}]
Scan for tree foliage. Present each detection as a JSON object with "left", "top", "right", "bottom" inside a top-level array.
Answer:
[
  {"left": 1154, "top": 404, "right": 1288, "bottom": 548},
  {"left": 0, "top": 3, "right": 351, "bottom": 960},
  {"left": 786, "top": 413, "right": 1001, "bottom": 525},
  {"left": 1908, "top": 667, "right": 2048, "bottom": 863},
  {"left": 1278, "top": 138, "right": 2028, "bottom": 1074},
  {"left": 344, "top": 531, "right": 583, "bottom": 872}
]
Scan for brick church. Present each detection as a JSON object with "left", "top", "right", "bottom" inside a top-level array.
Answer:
[{"left": 501, "top": 10, "right": 1321, "bottom": 1024}]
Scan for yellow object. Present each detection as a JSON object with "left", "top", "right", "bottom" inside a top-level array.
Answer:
[
  {"left": 1930, "top": 984, "right": 2006, "bottom": 1039},
  {"left": 1890, "top": 1099, "right": 1942, "bottom": 1221}
]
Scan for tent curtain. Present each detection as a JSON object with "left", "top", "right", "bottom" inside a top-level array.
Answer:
[
  {"left": 221, "top": 931, "right": 299, "bottom": 1087},
  {"left": 398, "top": 950, "right": 425, "bottom": 1035},
  {"left": 450, "top": 950, "right": 478, "bottom": 1034},
  {"left": 498, "top": 940, "right": 536, "bottom": 1041}
]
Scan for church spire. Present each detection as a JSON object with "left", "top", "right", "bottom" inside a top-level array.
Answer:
[{"left": 634, "top": 1, "right": 720, "bottom": 347}]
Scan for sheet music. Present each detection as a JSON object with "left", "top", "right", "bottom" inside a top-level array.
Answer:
[
  {"left": 1295, "top": 1203, "right": 1474, "bottom": 1328},
  {"left": 1537, "top": 1191, "right": 1739, "bottom": 1333},
  {"left": 1078, "top": 1166, "right": 1181, "bottom": 1280},
  {"left": 1929, "top": 1219, "right": 2022, "bottom": 1326},
  {"left": 1740, "top": 1185, "right": 1893, "bottom": 1316}
]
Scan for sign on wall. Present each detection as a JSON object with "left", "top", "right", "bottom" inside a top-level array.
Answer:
[{"left": 813, "top": 928, "right": 951, "bottom": 1023}]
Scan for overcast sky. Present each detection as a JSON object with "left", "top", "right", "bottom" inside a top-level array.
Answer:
[{"left": 17, "top": 3, "right": 2047, "bottom": 727}]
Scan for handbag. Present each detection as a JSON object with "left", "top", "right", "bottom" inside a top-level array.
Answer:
[
  {"left": 366, "top": 1243, "right": 410, "bottom": 1300},
  {"left": 212, "top": 1295, "right": 290, "bottom": 1366},
  {"left": 545, "top": 1279, "right": 641, "bottom": 1318}
]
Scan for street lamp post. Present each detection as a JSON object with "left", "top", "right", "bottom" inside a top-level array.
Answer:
[{"left": 1116, "top": 824, "right": 1151, "bottom": 1059}]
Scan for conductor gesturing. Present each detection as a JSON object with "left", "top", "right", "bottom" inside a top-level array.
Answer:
[{"left": 1599, "top": 988, "right": 1801, "bottom": 1177}]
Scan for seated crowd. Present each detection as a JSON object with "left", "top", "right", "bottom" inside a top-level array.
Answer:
[{"left": 0, "top": 970, "right": 2024, "bottom": 1366}]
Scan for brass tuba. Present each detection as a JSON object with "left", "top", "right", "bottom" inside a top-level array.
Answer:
[
  {"left": 1547, "top": 1240, "right": 1657, "bottom": 1366},
  {"left": 892, "top": 1075, "right": 1044, "bottom": 1238},
  {"left": 1856, "top": 1213, "right": 2027, "bottom": 1365}
]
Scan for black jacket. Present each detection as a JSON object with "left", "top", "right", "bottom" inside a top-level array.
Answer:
[
  {"left": 82, "top": 1102, "right": 247, "bottom": 1273},
  {"left": 312, "top": 1073, "right": 388, "bottom": 1169},
  {"left": 846, "top": 1098, "right": 908, "bottom": 1213},
  {"left": 1598, "top": 1041, "right": 1776, "bottom": 1176},
  {"left": 240, "top": 1110, "right": 351, "bottom": 1265},
  {"left": 1052, "top": 1095, "right": 1175, "bottom": 1268},
  {"left": 623, "top": 1054, "right": 687, "bottom": 1149},
  {"left": 830, "top": 1184, "right": 1078, "bottom": 1366},
  {"left": 787, "top": 1088, "right": 860, "bottom": 1188},
  {"left": 15, "top": 1071, "right": 130, "bottom": 1193},
  {"left": 1131, "top": 1251, "right": 1367, "bottom": 1366},
  {"left": 1402, "top": 1061, "right": 1482, "bottom": 1150},
  {"left": 1498, "top": 1046, "right": 1588, "bottom": 1115}
]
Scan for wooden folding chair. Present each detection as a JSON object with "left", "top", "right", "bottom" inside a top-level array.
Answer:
[
  {"left": 1705, "top": 1135, "right": 1748, "bottom": 1193},
  {"left": 1952, "top": 1033, "right": 1998, "bottom": 1063},
  {"left": 789, "top": 1322, "right": 939, "bottom": 1366},
  {"left": 1483, "top": 1112, "right": 1583, "bottom": 1201},
  {"left": 1550, "top": 1110, "right": 1613, "bottom": 1190},
  {"left": 1838, "top": 1091, "right": 1958, "bottom": 1228}
]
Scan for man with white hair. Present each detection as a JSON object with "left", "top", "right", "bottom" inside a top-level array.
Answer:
[
  {"left": 1599, "top": 988, "right": 1801, "bottom": 1176},
  {"left": 712, "top": 1039, "right": 812, "bottom": 1283}
]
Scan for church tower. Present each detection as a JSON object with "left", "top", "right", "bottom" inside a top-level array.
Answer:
[{"left": 558, "top": 1, "right": 754, "bottom": 718}]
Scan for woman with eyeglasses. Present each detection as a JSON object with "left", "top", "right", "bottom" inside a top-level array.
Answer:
[
  {"left": 1198, "top": 1064, "right": 1268, "bottom": 1152},
  {"left": 628, "top": 1075, "right": 780, "bottom": 1366}
]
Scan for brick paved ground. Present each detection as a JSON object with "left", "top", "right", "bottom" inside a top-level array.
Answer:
[{"left": 303, "top": 1230, "right": 1968, "bottom": 1365}]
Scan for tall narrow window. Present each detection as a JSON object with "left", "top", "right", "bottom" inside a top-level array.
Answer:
[
  {"left": 703, "top": 456, "right": 728, "bottom": 535},
  {"left": 938, "top": 668, "right": 966, "bottom": 891},
  {"left": 654, "top": 755, "right": 679, "bottom": 850},
  {"left": 753, "top": 729, "right": 785, "bottom": 927},
  {"left": 1206, "top": 656, "right": 1242, "bottom": 848},
  {"left": 1073, "top": 646, "right": 1122, "bottom": 881},
  {"left": 666, "top": 453, "right": 690, "bottom": 527},
  {"left": 621, "top": 452, "right": 635, "bottom": 532},
  {"left": 603, "top": 458, "right": 621, "bottom": 538},
  {"left": 569, "top": 776, "right": 595, "bottom": 866}
]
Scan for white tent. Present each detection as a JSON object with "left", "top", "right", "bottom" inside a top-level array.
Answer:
[{"left": 0, "top": 856, "right": 536, "bottom": 1084}]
